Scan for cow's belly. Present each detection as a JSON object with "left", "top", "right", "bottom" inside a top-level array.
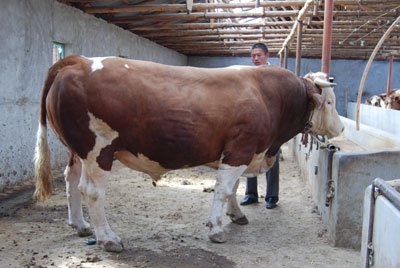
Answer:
[
  {"left": 114, "top": 149, "right": 270, "bottom": 181},
  {"left": 115, "top": 150, "right": 221, "bottom": 178},
  {"left": 114, "top": 150, "right": 172, "bottom": 181}
]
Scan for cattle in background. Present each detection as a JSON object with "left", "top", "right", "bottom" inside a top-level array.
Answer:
[
  {"left": 365, "top": 94, "right": 386, "bottom": 108},
  {"left": 34, "top": 56, "right": 343, "bottom": 252},
  {"left": 386, "top": 89, "right": 400, "bottom": 110},
  {"left": 365, "top": 89, "right": 400, "bottom": 110}
]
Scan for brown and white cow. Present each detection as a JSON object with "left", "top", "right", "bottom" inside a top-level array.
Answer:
[
  {"left": 365, "top": 89, "right": 400, "bottom": 110},
  {"left": 386, "top": 89, "right": 400, "bottom": 110},
  {"left": 365, "top": 94, "right": 387, "bottom": 108},
  {"left": 34, "top": 55, "right": 343, "bottom": 252}
]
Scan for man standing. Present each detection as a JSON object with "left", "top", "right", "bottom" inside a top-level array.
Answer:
[{"left": 240, "top": 43, "right": 280, "bottom": 209}]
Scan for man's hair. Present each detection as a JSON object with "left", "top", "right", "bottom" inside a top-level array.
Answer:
[{"left": 251, "top": 43, "right": 268, "bottom": 54}]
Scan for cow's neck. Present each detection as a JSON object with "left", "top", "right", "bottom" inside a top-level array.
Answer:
[{"left": 265, "top": 81, "right": 313, "bottom": 157}]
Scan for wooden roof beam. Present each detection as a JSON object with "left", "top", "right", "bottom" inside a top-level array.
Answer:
[
  {"left": 161, "top": 40, "right": 288, "bottom": 46},
  {"left": 139, "top": 28, "right": 291, "bottom": 37},
  {"left": 110, "top": 10, "right": 300, "bottom": 23},
  {"left": 316, "top": 10, "right": 400, "bottom": 17},
  {"left": 151, "top": 34, "right": 291, "bottom": 41},
  {"left": 382, "top": 50, "right": 400, "bottom": 58},
  {"left": 279, "top": 0, "right": 314, "bottom": 55},
  {"left": 129, "top": 19, "right": 387, "bottom": 31},
  {"left": 83, "top": 1, "right": 308, "bottom": 14},
  {"left": 131, "top": 21, "right": 294, "bottom": 31}
]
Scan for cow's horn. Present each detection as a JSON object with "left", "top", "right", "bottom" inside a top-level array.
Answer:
[{"left": 314, "top": 78, "right": 336, "bottom": 87}]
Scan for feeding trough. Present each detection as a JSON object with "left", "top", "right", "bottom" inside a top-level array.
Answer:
[
  {"left": 289, "top": 113, "right": 400, "bottom": 249},
  {"left": 361, "top": 178, "right": 400, "bottom": 268}
]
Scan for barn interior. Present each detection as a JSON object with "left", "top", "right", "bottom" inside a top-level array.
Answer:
[{"left": 1, "top": 0, "right": 400, "bottom": 267}]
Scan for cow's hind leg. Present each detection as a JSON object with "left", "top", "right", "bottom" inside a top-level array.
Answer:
[
  {"left": 65, "top": 153, "right": 92, "bottom": 237},
  {"left": 226, "top": 179, "right": 248, "bottom": 225},
  {"left": 79, "top": 161, "right": 123, "bottom": 252},
  {"left": 207, "top": 164, "right": 247, "bottom": 243}
]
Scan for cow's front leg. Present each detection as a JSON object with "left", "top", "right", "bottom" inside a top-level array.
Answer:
[
  {"left": 226, "top": 179, "right": 248, "bottom": 225},
  {"left": 64, "top": 155, "right": 92, "bottom": 237},
  {"left": 207, "top": 164, "right": 247, "bottom": 243},
  {"left": 79, "top": 162, "right": 123, "bottom": 252}
]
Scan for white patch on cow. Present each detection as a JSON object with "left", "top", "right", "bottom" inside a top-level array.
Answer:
[
  {"left": 78, "top": 113, "right": 123, "bottom": 250},
  {"left": 208, "top": 163, "right": 247, "bottom": 241},
  {"left": 216, "top": 164, "right": 248, "bottom": 197},
  {"left": 370, "top": 96, "right": 379, "bottom": 106},
  {"left": 86, "top": 112, "right": 119, "bottom": 165},
  {"left": 124, "top": 64, "right": 129, "bottom": 69},
  {"left": 83, "top": 56, "right": 115, "bottom": 73},
  {"left": 227, "top": 65, "right": 247, "bottom": 70},
  {"left": 79, "top": 159, "right": 122, "bottom": 250},
  {"left": 114, "top": 150, "right": 170, "bottom": 182},
  {"left": 91, "top": 57, "right": 106, "bottom": 72},
  {"left": 64, "top": 159, "right": 91, "bottom": 236}
]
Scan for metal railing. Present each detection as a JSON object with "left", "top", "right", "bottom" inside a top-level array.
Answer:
[{"left": 365, "top": 178, "right": 400, "bottom": 268}]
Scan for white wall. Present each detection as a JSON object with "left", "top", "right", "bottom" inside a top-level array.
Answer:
[{"left": 347, "top": 102, "right": 400, "bottom": 136}]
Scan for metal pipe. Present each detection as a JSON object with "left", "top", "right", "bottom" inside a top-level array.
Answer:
[
  {"left": 284, "top": 46, "right": 288, "bottom": 69},
  {"left": 355, "top": 16, "right": 400, "bottom": 130},
  {"left": 374, "top": 178, "right": 400, "bottom": 210},
  {"left": 366, "top": 181, "right": 376, "bottom": 268},
  {"left": 365, "top": 178, "right": 400, "bottom": 267},
  {"left": 387, "top": 55, "right": 393, "bottom": 94},
  {"left": 296, "top": 20, "right": 303, "bottom": 76},
  {"left": 321, "top": 0, "right": 333, "bottom": 76},
  {"left": 325, "top": 145, "right": 336, "bottom": 207}
]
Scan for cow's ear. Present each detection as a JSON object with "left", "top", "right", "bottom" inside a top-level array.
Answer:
[
  {"left": 312, "top": 93, "right": 325, "bottom": 110},
  {"left": 302, "top": 77, "right": 324, "bottom": 109}
]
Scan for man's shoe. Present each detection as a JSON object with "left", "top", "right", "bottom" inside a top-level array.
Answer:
[
  {"left": 240, "top": 195, "right": 258, "bottom": 206},
  {"left": 265, "top": 197, "right": 279, "bottom": 209}
]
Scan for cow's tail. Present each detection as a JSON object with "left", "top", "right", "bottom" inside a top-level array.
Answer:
[{"left": 34, "top": 56, "right": 81, "bottom": 202}]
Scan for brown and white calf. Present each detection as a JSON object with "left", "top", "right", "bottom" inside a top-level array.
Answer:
[{"left": 34, "top": 56, "right": 343, "bottom": 252}]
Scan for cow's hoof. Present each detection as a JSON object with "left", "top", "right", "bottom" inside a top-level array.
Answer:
[
  {"left": 77, "top": 227, "right": 93, "bottom": 237},
  {"left": 102, "top": 240, "right": 124, "bottom": 252},
  {"left": 231, "top": 215, "right": 248, "bottom": 225},
  {"left": 208, "top": 231, "right": 226, "bottom": 243},
  {"left": 69, "top": 222, "right": 92, "bottom": 237}
]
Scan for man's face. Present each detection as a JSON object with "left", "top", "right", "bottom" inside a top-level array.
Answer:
[{"left": 251, "top": 48, "right": 269, "bottom": 66}]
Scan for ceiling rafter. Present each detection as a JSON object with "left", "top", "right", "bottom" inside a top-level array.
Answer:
[{"left": 58, "top": 0, "right": 400, "bottom": 60}]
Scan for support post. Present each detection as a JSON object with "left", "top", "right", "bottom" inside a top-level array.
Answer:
[
  {"left": 296, "top": 20, "right": 303, "bottom": 76},
  {"left": 321, "top": 0, "right": 333, "bottom": 77},
  {"left": 284, "top": 46, "right": 288, "bottom": 69},
  {"left": 387, "top": 55, "right": 393, "bottom": 94}
]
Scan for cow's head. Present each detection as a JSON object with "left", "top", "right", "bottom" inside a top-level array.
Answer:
[
  {"left": 387, "top": 90, "right": 400, "bottom": 110},
  {"left": 366, "top": 95, "right": 384, "bottom": 107},
  {"left": 371, "top": 95, "right": 386, "bottom": 108},
  {"left": 304, "top": 72, "right": 344, "bottom": 139}
]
